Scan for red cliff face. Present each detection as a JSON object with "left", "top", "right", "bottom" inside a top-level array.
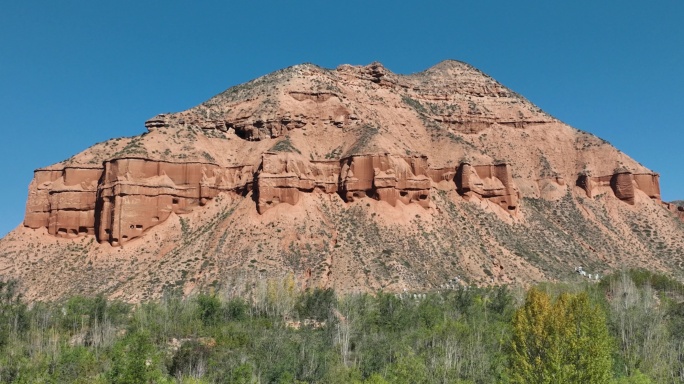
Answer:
[
  {"left": 664, "top": 202, "right": 684, "bottom": 221},
  {"left": 27, "top": 151, "right": 522, "bottom": 245},
  {"left": 96, "top": 159, "right": 253, "bottom": 245},
  {"left": 339, "top": 155, "right": 432, "bottom": 208},
  {"left": 25, "top": 167, "right": 102, "bottom": 237},
  {"left": 26, "top": 159, "right": 254, "bottom": 246},
  {"left": 456, "top": 163, "right": 518, "bottom": 211},
  {"left": 256, "top": 153, "right": 435, "bottom": 214}
]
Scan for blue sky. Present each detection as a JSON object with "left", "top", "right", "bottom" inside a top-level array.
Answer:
[{"left": 1, "top": 1, "right": 682, "bottom": 237}]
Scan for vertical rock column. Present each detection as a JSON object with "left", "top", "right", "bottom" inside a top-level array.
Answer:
[{"left": 633, "top": 173, "right": 661, "bottom": 201}]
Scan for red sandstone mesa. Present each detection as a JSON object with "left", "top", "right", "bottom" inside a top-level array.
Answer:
[
  {"left": 7, "top": 60, "right": 684, "bottom": 302},
  {"left": 23, "top": 61, "right": 674, "bottom": 246}
]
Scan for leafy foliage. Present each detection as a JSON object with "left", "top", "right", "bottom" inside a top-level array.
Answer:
[
  {"left": 295, "top": 288, "right": 336, "bottom": 322},
  {"left": 509, "top": 288, "right": 613, "bottom": 383},
  {"left": 108, "top": 330, "right": 166, "bottom": 383},
  {"left": 1, "top": 271, "right": 684, "bottom": 382}
]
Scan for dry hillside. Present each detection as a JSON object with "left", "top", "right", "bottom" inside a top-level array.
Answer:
[{"left": 2, "top": 61, "right": 683, "bottom": 302}]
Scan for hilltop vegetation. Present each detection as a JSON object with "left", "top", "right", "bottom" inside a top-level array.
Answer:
[{"left": 1, "top": 270, "right": 684, "bottom": 383}]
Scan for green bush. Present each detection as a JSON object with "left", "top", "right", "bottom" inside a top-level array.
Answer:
[
  {"left": 108, "top": 330, "right": 166, "bottom": 383},
  {"left": 169, "top": 340, "right": 212, "bottom": 378},
  {"left": 295, "top": 288, "right": 336, "bottom": 321},
  {"left": 196, "top": 294, "right": 221, "bottom": 326}
]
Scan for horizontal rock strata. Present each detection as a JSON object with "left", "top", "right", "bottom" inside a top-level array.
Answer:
[
  {"left": 25, "top": 153, "right": 533, "bottom": 245},
  {"left": 26, "top": 158, "right": 254, "bottom": 246},
  {"left": 577, "top": 170, "right": 661, "bottom": 205},
  {"left": 26, "top": 150, "right": 668, "bottom": 247}
]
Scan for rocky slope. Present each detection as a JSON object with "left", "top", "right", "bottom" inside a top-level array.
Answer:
[{"left": 2, "top": 61, "right": 684, "bottom": 301}]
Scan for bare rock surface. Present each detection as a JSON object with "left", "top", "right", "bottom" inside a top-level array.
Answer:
[{"left": 3, "top": 60, "right": 684, "bottom": 301}]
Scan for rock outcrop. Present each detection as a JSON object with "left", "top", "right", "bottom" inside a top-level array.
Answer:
[
  {"left": 339, "top": 155, "right": 432, "bottom": 208},
  {"left": 257, "top": 153, "right": 434, "bottom": 213},
  {"left": 456, "top": 163, "right": 518, "bottom": 210},
  {"left": 28, "top": 150, "right": 522, "bottom": 244},
  {"left": 26, "top": 159, "right": 254, "bottom": 246},
  {"left": 256, "top": 153, "right": 335, "bottom": 214},
  {"left": 577, "top": 170, "right": 661, "bottom": 205},
  {"left": 25, "top": 166, "right": 102, "bottom": 237},
  {"left": 97, "top": 159, "right": 253, "bottom": 245},
  {"left": 664, "top": 202, "right": 684, "bottom": 221}
]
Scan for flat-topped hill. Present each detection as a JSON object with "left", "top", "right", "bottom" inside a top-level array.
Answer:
[{"left": 2, "top": 61, "right": 683, "bottom": 301}]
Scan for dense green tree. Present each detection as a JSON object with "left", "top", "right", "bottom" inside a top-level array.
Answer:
[
  {"left": 0, "top": 279, "right": 28, "bottom": 349},
  {"left": 196, "top": 294, "right": 221, "bottom": 326},
  {"left": 169, "top": 340, "right": 212, "bottom": 379},
  {"left": 385, "top": 347, "right": 429, "bottom": 384},
  {"left": 56, "top": 345, "right": 97, "bottom": 383},
  {"left": 295, "top": 288, "right": 336, "bottom": 321},
  {"left": 605, "top": 272, "right": 672, "bottom": 382},
  {"left": 361, "top": 373, "right": 390, "bottom": 384},
  {"left": 225, "top": 297, "right": 249, "bottom": 321},
  {"left": 225, "top": 363, "right": 256, "bottom": 384},
  {"left": 615, "top": 369, "right": 653, "bottom": 384},
  {"left": 509, "top": 288, "right": 613, "bottom": 384}
]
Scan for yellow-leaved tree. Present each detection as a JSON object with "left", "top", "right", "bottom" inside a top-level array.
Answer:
[{"left": 509, "top": 288, "right": 613, "bottom": 384}]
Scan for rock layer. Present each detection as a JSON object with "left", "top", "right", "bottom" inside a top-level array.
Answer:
[
  {"left": 665, "top": 202, "right": 684, "bottom": 221},
  {"left": 27, "top": 151, "right": 523, "bottom": 244},
  {"left": 25, "top": 167, "right": 102, "bottom": 237},
  {"left": 26, "top": 159, "right": 254, "bottom": 245},
  {"left": 339, "top": 155, "right": 431, "bottom": 208},
  {"left": 456, "top": 163, "right": 518, "bottom": 210}
]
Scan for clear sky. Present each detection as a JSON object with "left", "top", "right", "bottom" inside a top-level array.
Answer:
[{"left": 1, "top": 1, "right": 682, "bottom": 237}]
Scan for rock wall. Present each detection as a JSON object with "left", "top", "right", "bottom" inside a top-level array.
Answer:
[
  {"left": 256, "top": 153, "right": 433, "bottom": 213},
  {"left": 664, "top": 202, "right": 684, "bottom": 221},
  {"left": 611, "top": 171, "right": 636, "bottom": 204},
  {"left": 633, "top": 173, "right": 661, "bottom": 200},
  {"left": 25, "top": 158, "right": 254, "bottom": 246},
  {"left": 339, "top": 155, "right": 431, "bottom": 208},
  {"left": 24, "top": 167, "right": 102, "bottom": 237},
  {"left": 27, "top": 155, "right": 664, "bottom": 245},
  {"left": 577, "top": 171, "right": 661, "bottom": 205},
  {"left": 22, "top": 155, "right": 523, "bottom": 244},
  {"left": 145, "top": 90, "right": 350, "bottom": 142},
  {"left": 256, "top": 153, "right": 339, "bottom": 213},
  {"left": 97, "top": 159, "right": 253, "bottom": 245}
]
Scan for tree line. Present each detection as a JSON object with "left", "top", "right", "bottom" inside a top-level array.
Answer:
[{"left": 1, "top": 269, "right": 684, "bottom": 383}]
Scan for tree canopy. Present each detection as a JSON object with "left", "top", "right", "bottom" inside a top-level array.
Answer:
[{"left": 509, "top": 288, "right": 613, "bottom": 384}]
